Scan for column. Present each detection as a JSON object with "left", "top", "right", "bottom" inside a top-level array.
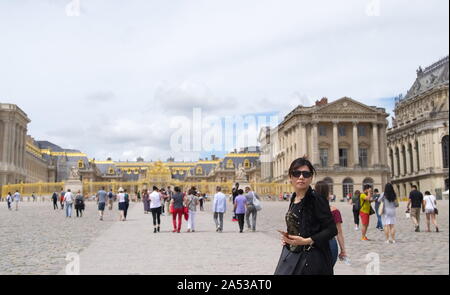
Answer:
[
  {"left": 372, "top": 123, "right": 379, "bottom": 166},
  {"left": 311, "top": 122, "right": 319, "bottom": 165},
  {"left": 333, "top": 122, "right": 339, "bottom": 166},
  {"left": 434, "top": 131, "right": 443, "bottom": 169},
  {"left": 9, "top": 122, "right": 16, "bottom": 165},
  {"left": 405, "top": 140, "right": 412, "bottom": 174},
  {"left": 22, "top": 128, "right": 26, "bottom": 169},
  {"left": 2, "top": 120, "right": 10, "bottom": 163},
  {"left": 379, "top": 123, "right": 387, "bottom": 167},
  {"left": 399, "top": 144, "right": 405, "bottom": 176},
  {"left": 301, "top": 123, "right": 307, "bottom": 158},
  {"left": 411, "top": 139, "right": 418, "bottom": 173},
  {"left": 352, "top": 121, "right": 359, "bottom": 167}
]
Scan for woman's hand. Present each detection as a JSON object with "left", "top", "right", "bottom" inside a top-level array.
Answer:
[
  {"left": 339, "top": 251, "right": 347, "bottom": 258},
  {"left": 282, "top": 235, "right": 312, "bottom": 246}
]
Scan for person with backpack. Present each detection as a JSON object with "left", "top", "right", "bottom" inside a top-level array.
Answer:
[
  {"left": 60, "top": 189, "right": 65, "bottom": 210},
  {"left": 359, "top": 184, "right": 374, "bottom": 241},
  {"left": 51, "top": 191, "right": 58, "bottom": 210},
  {"left": 186, "top": 187, "right": 199, "bottom": 233},
  {"left": 117, "top": 187, "right": 127, "bottom": 221},
  {"left": 124, "top": 189, "right": 130, "bottom": 220},
  {"left": 231, "top": 183, "right": 240, "bottom": 221},
  {"left": 108, "top": 189, "right": 114, "bottom": 210},
  {"left": 244, "top": 186, "right": 261, "bottom": 232},
  {"left": 75, "top": 190, "right": 85, "bottom": 217},
  {"left": 350, "top": 190, "right": 361, "bottom": 231},
  {"left": 6, "top": 192, "right": 12, "bottom": 211},
  {"left": 64, "top": 189, "right": 74, "bottom": 218}
]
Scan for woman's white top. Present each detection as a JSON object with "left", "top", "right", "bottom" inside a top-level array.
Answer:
[
  {"left": 117, "top": 193, "right": 126, "bottom": 203},
  {"left": 149, "top": 191, "right": 162, "bottom": 208},
  {"left": 424, "top": 194, "right": 436, "bottom": 210}
]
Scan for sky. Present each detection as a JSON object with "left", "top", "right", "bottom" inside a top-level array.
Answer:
[{"left": 0, "top": 0, "right": 448, "bottom": 162}]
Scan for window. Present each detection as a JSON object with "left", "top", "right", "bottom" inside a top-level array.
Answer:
[
  {"left": 108, "top": 167, "right": 114, "bottom": 174},
  {"left": 343, "top": 178, "right": 354, "bottom": 199},
  {"left": 442, "top": 135, "right": 449, "bottom": 168},
  {"left": 362, "top": 178, "right": 374, "bottom": 190},
  {"left": 196, "top": 166, "right": 203, "bottom": 175},
  {"left": 320, "top": 148, "right": 328, "bottom": 167},
  {"left": 78, "top": 160, "right": 84, "bottom": 169},
  {"left": 323, "top": 177, "right": 333, "bottom": 195},
  {"left": 359, "top": 148, "right": 368, "bottom": 167},
  {"left": 319, "top": 125, "right": 327, "bottom": 136},
  {"left": 338, "top": 126, "right": 346, "bottom": 137},
  {"left": 339, "top": 148, "right": 348, "bottom": 167},
  {"left": 357, "top": 125, "right": 366, "bottom": 136},
  {"left": 226, "top": 159, "right": 234, "bottom": 169},
  {"left": 244, "top": 159, "right": 251, "bottom": 168}
]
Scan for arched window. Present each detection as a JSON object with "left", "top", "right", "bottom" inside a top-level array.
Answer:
[
  {"left": 362, "top": 177, "right": 374, "bottom": 190},
  {"left": 108, "top": 167, "right": 114, "bottom": 174},
  {"left": 442, "top": 135, "right": 449, "bottom": 168},
  {"left": 389, "top": 148, "right": 394, "bottom": 176},
  {"left": 78, "top": 160, "right": 84, "bottom": 169},
  {"left": 415, "top": 141, "right": 420, "bottom": 171},
  {"left": 343, "top": 178, "right": 354, "bottom": 199},
  {"left": 196, "top": 166, "right": 203, "bottom": 175},
  {"left": 395, "top": 147, "right": 400, "bottom": 176},
  {"left": 127, "top": 169, "right": 131, "bottom": 174},
  {"left": 244, "top": 159, "right": 250, "bottom": 168},
  {"left": 408, "top": 143, "right": 413, "bottom": 173},
  {"left": 402, "top": 145, "right": 407, "bottom": 175},
  {"left": 323, "top": 177, "right": 333, "bottom": 195},
  {"left": 226, "top": 159, "right": 234, "bottom": 169}
]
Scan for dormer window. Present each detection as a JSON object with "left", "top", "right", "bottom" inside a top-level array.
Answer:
[
  {"left": 226, "top": 159, "right": 234, "bottom": 169},
  {"left": 244, "top": 159, "right": 250, "bottom": 168}
]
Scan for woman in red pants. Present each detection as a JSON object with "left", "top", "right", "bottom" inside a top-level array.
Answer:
[{"left": 170, "top": 186, "right": 185, "bottom": 233}]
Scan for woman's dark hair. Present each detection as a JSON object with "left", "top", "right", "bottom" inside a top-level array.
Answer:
[
  {"left": 314, "top": 181, "right": 329, "bottom": 200},
  {"left": 237, "top": 189, "right": 244, "bottom": 195},
  {"left": 153, "top": 186, "right": 158, "bottom": 191},
  {"left": 384, "top": 183, "right": 397, "bottom": 202},
  {"left": 174, "top": 186, "right": 181, "bottom": 193},
  {"left": 288, "top": 157, "right": 316, "bottom": 177},
  {"left": 424, "top": 191, "right": 431, "bottom": 195},
  {"left": 188, "top": 187, "right": 197, "bottom": 195}
]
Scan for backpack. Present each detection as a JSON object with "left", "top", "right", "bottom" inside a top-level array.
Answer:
[{"left": 108, "top": 192, "right": 113, "bottom": 199}]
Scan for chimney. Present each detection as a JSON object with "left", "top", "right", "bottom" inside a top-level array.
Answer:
[{"left": 315, "top": 97, "right": 328, "bottom": 106}]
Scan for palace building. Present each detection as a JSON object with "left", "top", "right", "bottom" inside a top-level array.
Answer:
[
  {"left": 387, "top": 56, "right": 449, "bottom": 198},
  {"left": 258, "top": 97, "right": 391, "bottom": 199}
]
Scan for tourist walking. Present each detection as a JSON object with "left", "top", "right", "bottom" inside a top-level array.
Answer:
[
  {"left": 234, "top": 189, "right": 247, "bottom": 233},
  {"left": 231, "top": 183, "right": 240, "bottom": 221},
  {"left": 64, "top": 189, "right": 74, "bottom": 218},
  {"left": 199, "top": 194, "right": 205, "bottom": 211},
  {"left": 6, "top": 192, "right": 12, "bottom": 210},
  {"left": 171, "top": 186, "right": 185, "bottom": 233},
  {"left": 372, "top": 188, "right": 384, "bottom": 231},
  {"left": 13, "top": 190, "right": 20, "bottom": 211},
  {"left": 166, "top": 186, "right": 173, "bottom": 216},
  {"left": 75, "top": 190, "right": 85, "bottom": 217},
  {"left": 244, "top": 186, "right": 261, "bottom": 232},
  {"left": 60, "top": 189, "right": 65, "bottom": 210},
  {"left": 274, "top": 157, "right": 337, "bottom": 275},
  {"left": 124, "top": 189, "right": 130, "bottom": 220},
  {"left": 149, "top": 186, "right": 163, "bottom": 233},
  {"left": 108, "top": 189, "right": 114, "bottom": 210},
  {"left": 213, "top": 186, "right": 227, "bottom": 232},
  {"left": 315, "top": 181, "right": 348, "bottom": 268},
  {"left": 359, "top": 184, "right": 374, "bottom": 241},
  {"left": 52, "top": 192, "right": 58, "bottom": 210},
  {"left": 423, "top": 191, "right": 439, "bottom": 232},
  {"left": 377, "top": 183, "right": 398, "bottom": 243},
  {"left": 407, "top": 185, "right": 425, "bottom": 232},
  {"left": 350, "top": 190, "right": 361, "bottom": 231},
  {"left": 142, "top": 189, "right": 150, "bottom": 214},
  {"left": 186, "top": 187, "right": 199, "bottom": 232},
  {"left": 160, "top": 188, "right": 167, "bottom": 216},
  {"left": 117, "top": 187, "right": 127, "bottom": 221},
  {"left": 96, "top": 186, "right": 107, "bottom": 221}
]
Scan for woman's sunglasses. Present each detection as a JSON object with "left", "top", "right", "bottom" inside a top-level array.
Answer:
[{"left": 291, "top": 170, "right": 313, "bottom": 179}]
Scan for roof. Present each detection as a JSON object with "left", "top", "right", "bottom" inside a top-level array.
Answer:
[{"left": 401, "top": 55, "right": 449, "bottom": 103}]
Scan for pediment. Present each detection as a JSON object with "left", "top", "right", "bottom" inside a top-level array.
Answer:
[{"left": 316, "top": 97, "right": 379, "bottom": 114}]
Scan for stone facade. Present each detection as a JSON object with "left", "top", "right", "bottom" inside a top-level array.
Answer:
[
  {"left": 0, "top": 103, "right": 30, "bottom": 186},
  {"left": 259, "top": 97, "right": 390, "bottom": 199},
  {"left": 387, "top": 56, "right": 449, "bottom": 199}
]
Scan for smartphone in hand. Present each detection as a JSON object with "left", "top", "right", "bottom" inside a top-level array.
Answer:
[{"left": 277, "top": 230, "right": 288, "bottom": 237}]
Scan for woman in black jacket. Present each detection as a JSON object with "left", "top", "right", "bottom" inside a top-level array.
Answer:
[{"left": 274, "top": 157, "right": 338, "bottom": 275}]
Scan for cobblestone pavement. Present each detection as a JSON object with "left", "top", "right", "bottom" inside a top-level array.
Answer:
[
  {"left": 0, "top": 200, "right": 121, "bottom": 275},
  {"left": 1, "top": 199, "right": 448, "bottom": 275}
]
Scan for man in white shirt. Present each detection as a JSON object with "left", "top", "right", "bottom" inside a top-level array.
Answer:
[
  {"left": 13, "top": 191, "right": 20, "bottom": 211},
  {"left": 213, "top": 186, "right": 227, "bottom": 232},
  {"left": 64, "top": 189, "right": 74, "bottom": 218}
]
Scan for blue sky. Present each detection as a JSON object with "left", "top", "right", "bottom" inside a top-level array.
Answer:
[{"left": 0, "top": 0, "right": 448, "bottom": 162}]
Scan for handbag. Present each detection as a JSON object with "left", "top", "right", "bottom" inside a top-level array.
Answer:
[
  {"left": 363, "top": 199, "right": 375, "bottom": 215},
  {"left": 429, "top": 196, "right": 438, "bottom": 215},
  {"left": 169, "top": 203, "right": 174, "bottom": 214},
  {"left": 252, "top": 192, "right": 262, "bottom": 211},
  {"left": 378, "top": 200, "right": 384, "bottom": 216}
]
